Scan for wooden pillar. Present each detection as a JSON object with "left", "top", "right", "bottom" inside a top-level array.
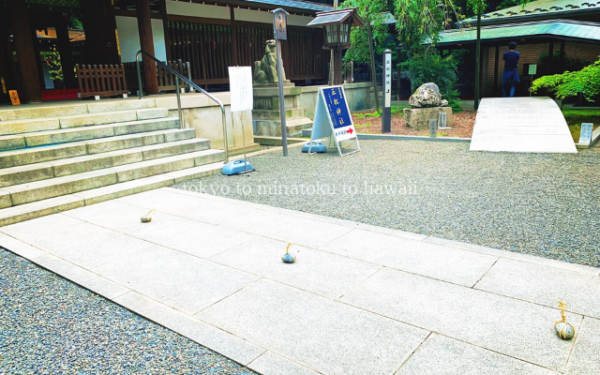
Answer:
[
  {"left": 55, "top": 13, "right": 77, "bottom": 89},
  {"left": 137, "top": 0, "right": 158, "bottom": 95},
  {"left": 559, "top": 41, "right": 565, "bottom": 69},
  {"left": 230, "top": 7, "right": 238, "bottom": 66},
  {"left": 159, "top": 0, "right": 172, "bottom": 61},
  {"left": 8, "top": 0, "right": 42, "bottom": 103},
  {"left": 0, "top": 27, "right": 12, "bottom": 103},
  {"left": 396, "top": 53, "right": 401, "bottom": 101},
  {"left": 332, "top": 47, "right": 343, "bottom": 86},
  {"left": 81, "top": 0, "right": 120, "bottom": 65},
  {"left": 493, "top": 45, "right": 500, "bottom": 92},
  {"left": 479, "top": 47, "right": 484, "bottom": 99},
  {"left": 547, "top": 41, "right": 554, "bottom": 74}
]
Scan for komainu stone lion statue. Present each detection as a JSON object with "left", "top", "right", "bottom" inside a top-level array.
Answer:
[{"left": 253, "top": 40, "right": 286, "bottom": 84}]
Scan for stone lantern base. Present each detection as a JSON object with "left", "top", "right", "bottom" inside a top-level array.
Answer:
[{"left": 252, "top": 82, "right": 313, "bottom": 137}]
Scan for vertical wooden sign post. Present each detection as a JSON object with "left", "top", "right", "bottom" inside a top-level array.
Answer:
[
  {"left": 272, "top": 8, "right": 289, "bottom": 157},
  {"left": 382, "top": 49, "right": 392, "bottom": 133}
]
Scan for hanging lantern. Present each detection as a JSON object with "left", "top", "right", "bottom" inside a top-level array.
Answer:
[{"left": 307, "top": 8, "right": 364, "bottom": 85}]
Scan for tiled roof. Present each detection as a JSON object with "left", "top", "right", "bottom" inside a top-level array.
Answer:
[
  {"left": 463, "top": 0, "right": 600, "bottom": 24},
  {"left": 241, "top": 0, "right": 332, "bottom": 12},
  {"left": 436, "top": 19, "right": 600, "bottom": 45}
]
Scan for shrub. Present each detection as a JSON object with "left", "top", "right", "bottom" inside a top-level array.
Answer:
[
  {"left": 531, "top": 57, "right": 600, "bottom": 102},
  {"left": 403, "top": 49, "right": 463, "bottom": 112}
]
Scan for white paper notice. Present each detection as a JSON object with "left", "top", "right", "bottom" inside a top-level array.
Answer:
[
  {"left": 384, "top": 53, "right": 392, "bottom": 107},
  {"left": 228, "top": 67, "right": 253, "bottom": 113}
]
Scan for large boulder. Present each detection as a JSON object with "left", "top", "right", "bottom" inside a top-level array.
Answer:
[{"left": 409, "top": 82, "right": 446, "bottom": 108}]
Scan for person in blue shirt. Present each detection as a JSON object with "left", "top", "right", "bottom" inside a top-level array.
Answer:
[{"left": 502, "top": 42, "right": 520, "bottom": 97}]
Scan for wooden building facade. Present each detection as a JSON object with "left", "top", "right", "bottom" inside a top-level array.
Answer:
[
  {"left": 437, "top": 0, "right": 600, "bottom": 99},
  {"left": 0, "top": 0, "right": 333, "bottom": 104}
]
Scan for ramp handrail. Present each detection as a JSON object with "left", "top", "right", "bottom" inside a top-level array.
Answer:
[{"left": 135, "top": 50, "right": 228, "bottom": 162}]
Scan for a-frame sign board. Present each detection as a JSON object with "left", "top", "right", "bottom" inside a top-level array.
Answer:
[{"left": 309, "top": 86, "right": 361, "bottom": 156}]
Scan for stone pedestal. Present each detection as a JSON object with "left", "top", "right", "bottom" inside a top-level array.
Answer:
[
  {"left": 252, "top": 83, "right": 313, "bottom": 137},
  {"left": 404, "top": 107, "right": 453, "bottom": 131}
]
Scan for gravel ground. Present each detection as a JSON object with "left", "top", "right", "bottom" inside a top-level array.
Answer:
[
  {"left": 174, "top": 140, "right": 600, "bottom": 268},
  {"left": 0, "top": 248, "right": 257, "bottom": 375}
]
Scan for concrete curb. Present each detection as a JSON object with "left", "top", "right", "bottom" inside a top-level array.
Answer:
[{"left": 357, "top": 133, "right": 471, "bottom": 142}]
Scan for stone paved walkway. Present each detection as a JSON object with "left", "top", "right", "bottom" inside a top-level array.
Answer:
[{"left": 1, "top": 187, "right": 599, "bottom": 375}]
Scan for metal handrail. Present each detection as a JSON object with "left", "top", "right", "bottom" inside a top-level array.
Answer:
[{"left": 135, "top": 50, "right": 229, "bottom": 163}]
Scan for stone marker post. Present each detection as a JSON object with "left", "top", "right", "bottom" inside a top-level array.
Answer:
[
  {"left": 382, "top": 49, "right": 392, "bottom": 133},
  {"left": 429, "top": 119, "right": 437, "bottom": 138}
]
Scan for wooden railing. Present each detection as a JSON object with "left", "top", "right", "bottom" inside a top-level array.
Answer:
[
  {"left": 76, "top": 64, "right": 128, "bottom": 99},
  {"left": 167, "top": 19, "right": 328, "bottom": 87},
  {"left": 124, "top": 59, "right": 192, "bottom": 93}
]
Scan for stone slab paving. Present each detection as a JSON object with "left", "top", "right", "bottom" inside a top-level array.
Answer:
[{"left": 1, "top": 187, "right": 599, "bottom": 375}]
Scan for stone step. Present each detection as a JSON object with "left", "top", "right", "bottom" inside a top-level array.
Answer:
[
  {"left": 0, "top": 108, "right": 169, "bottom": 136},
  {"left": 0, "top": 98, "right": 157, "bottom": 121},
  {"left": 0, "top": 117, "right": 180, "bottom": 151},
  {"left": 0, "top": 149, "right": 224, "bottom": 207},
  {"left": 0, "top": 128, "right": 195, "bottom": 169},
  {"left": 254, "top": 117, "right": 313, "bottom": 137},
  {"left": 286, "top": 118, "right": 314, "bottom": 137},
  {"left": 0, "top": 138, "right": 210, "bottom": 187},
  {"left": 253, "top": 108, "right": 306, "bottom": 120},
  {"left": 0, "top": 162, "right": 223, "bottom": 227}
]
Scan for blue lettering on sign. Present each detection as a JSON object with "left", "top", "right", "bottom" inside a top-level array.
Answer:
[{"left": 322, "top": 87, "right": 352, "bottom": 130}]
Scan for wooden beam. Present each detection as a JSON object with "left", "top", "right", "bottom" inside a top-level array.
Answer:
[
  {"left": 8, "top": 0, "right": 42, "bottom": 103},
  {"left": 230, "top": 7, "right": 238, "bottom": 66},
  {"left": 137, "top": 0, "right": 159, "bottom": 94},
  {"left": 159, "top": 0, "right": 172, "bottom": 61}
]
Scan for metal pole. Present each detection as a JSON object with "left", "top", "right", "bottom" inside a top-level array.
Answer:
[
  {"left": 474, "top": 4, "right": 482, "bottom": 110},
  {"left": 136, "top": 51, "right": 143, "bottom": 99},
  {"left": 221, "top": 107, "right": 229, "bottom": 163},
  {"left": 186, "top": 62, "right": 192, "bottom": 92},
  {"left": 240, "top": 113, "right": 248, "bottom": 171},
  {"left": 175, "top": 76, "right": 184, "bottom": 129},
  {"left": 276, "top": 39, "right": 288, "bottom": 156}
]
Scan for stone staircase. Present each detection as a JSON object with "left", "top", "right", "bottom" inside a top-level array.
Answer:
[{"left": 0, "top": 99, "right": 225, "bottom": 226}]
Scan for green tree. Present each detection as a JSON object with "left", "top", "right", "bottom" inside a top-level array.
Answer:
[
  {"left": 531, "top": 57, "right": 600, "bottom": 102},
  {"left": 341, "top": 0, "right": 530, "bottom": 110},
  {"left": 341, "top": 0, "right": 393, "bottom": 64}
]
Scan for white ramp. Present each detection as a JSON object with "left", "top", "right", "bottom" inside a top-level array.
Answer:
[{"left": 470, "top": 97, "right": 577, "bottom": 153}]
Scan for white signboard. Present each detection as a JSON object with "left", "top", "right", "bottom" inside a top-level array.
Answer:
[
  {"left": 384, "top": 53, "right": 392, "bottom": 107},
  {"left": 310, "top": 86, "right": 360, "bottom": 157},
  {"left": 579, "top": 123, "right": 593, "bottom": 145},
  {"left": 228, "top": 66, "right": 253, "bottom": 112},
  {"left": 528, "top": 64, "right": 537, "bottom": 75}
]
